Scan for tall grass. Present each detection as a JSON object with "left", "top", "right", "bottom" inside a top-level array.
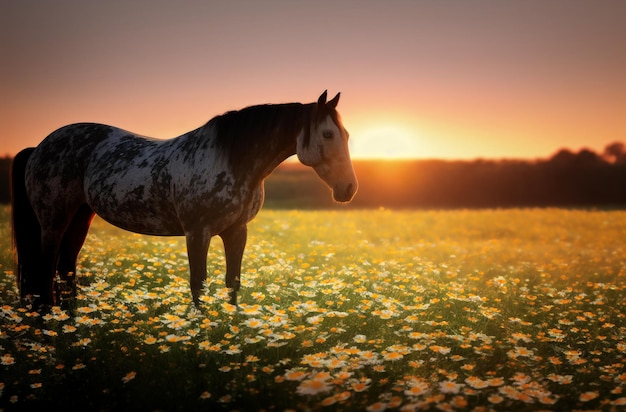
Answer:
[{"left": 1, "top": 207, "right": 625, "bottom": 411}]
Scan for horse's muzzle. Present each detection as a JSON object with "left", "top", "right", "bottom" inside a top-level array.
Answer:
[{"left": 333, "top": 182, "right": 358, "bottom": 203}]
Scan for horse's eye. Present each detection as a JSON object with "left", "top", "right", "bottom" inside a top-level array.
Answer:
[{"left": 322, "top": 131, "right": 334, "bottom": 139}]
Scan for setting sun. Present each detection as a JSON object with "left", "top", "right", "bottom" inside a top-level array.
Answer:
[{"left": 350, "top": 123, "right": 423, "bottom": 159}]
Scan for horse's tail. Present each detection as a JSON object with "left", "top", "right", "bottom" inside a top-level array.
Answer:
[{"left": 10, "top": 148, "right": 41, "bottom": 299}]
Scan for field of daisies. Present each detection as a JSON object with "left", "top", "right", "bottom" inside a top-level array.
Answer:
[{"left": 1, "top": 206, "right": 625, "bottom": 411}]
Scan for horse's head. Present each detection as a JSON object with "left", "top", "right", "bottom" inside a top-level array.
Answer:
[{"left": 297, "top": 91, "right": 358, "bottom": 203}]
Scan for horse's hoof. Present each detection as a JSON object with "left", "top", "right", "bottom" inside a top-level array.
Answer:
[
  {"left": 32, "top": 301, "right": 51, "bottom": 315},
  {"left": 60, "top": 298, "right": 77, "bottom": 314}
]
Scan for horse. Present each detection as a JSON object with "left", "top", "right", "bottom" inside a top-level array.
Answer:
[{"left": 11, "top": 91, "right": 358, "bottom": 311}]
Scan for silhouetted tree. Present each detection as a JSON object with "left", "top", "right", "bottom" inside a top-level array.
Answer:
[
  {"left": 575, "top": 149, "right": 603, "bottom": 165},
  {"left": 550, "top": 148, "right": 576, "bottom": 164},
  {"left": 604, "top": 142, "right": 626, "bottom": 164}
]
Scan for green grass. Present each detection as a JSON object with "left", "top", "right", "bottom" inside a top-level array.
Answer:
[{"left": 1, "top": 206, "right": 625, "bottom": 411}]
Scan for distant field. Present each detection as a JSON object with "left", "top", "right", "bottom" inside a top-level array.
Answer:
[{"left": 1, "top": 207, "right": 625, "bottom": 411}]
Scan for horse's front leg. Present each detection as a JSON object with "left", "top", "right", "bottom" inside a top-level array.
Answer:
[
  {"left": 185, "top": 228, "right": 211, "bottom": 308},
  {"left": 219, "top": 224, "right": 247, "bottom": 306}
]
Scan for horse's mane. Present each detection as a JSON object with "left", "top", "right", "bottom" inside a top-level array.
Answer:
[{"left": 206, "top": 103, "right": 314, "bottom": 162}]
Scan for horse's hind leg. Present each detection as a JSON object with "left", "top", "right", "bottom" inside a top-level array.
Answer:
[
  {"left": 35, "top": 207, "right": 85, "bottom": 310},
  {"left": 57, "top": 204, "right": 95, "bottom": 308},
  {"left": 37, "top": 228, "right": 65, "bottom": 309},
  {"left": 220, "top": 224, "right": 247, "bottom": 306}
]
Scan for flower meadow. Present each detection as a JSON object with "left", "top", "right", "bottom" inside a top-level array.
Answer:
[{"left": 1, "top": 206, "right": 625, "bottom": 411}]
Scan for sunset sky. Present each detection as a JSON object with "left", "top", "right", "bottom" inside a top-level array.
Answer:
[{"left": 1, "top": 0, "right": 625, "bottom": 160}]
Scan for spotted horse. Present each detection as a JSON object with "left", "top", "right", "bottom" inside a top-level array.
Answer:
[{"left": 11, "top": 91, "right": 358, "bottom": 311}]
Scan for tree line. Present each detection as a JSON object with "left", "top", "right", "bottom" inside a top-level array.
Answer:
[
  {"left": 264, "top": 142, "right": 626, "bottom": 209},
  {"left": 1, "top": 142, "right": 625, "bottom": 208}
]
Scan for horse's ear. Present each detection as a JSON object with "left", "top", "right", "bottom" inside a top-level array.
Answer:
[
  {"left": 317, "top": 90, "right": 328, "bottom": 107},
  {"left": 327, "top": 92, "right": 340, "bottom": 110}
]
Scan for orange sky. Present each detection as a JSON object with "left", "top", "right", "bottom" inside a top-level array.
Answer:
[{"left": 1, "top": 1, "right": 625, "bottom": 160}]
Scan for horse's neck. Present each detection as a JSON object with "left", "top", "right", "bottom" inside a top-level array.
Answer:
[
  {"left": 260, "top": 104, "right": 316, "bottom": 178},
  {"left": 213, "top": 103, "right": 313, "bottom": 183}
]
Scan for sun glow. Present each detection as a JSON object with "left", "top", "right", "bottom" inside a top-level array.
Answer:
[{"left": 350, "top": 123, "right": 422, "bottom": 159}]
